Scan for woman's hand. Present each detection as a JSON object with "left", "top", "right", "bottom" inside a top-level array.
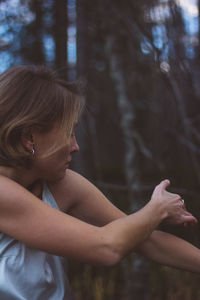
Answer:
[{"left": 149, "top": 180, "right": 198, "bottom": 226}]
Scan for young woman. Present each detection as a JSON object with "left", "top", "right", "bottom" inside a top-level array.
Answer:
[{"left": 0, "top": 65, "right": 199, "bottom": 300}]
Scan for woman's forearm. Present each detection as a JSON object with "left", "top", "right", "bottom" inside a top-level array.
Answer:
[
  {"left": 101, "top": 180, "right": 197, "bottom": 265},
  {"left": 136, "top": 230, "right": 200, "bottom": 273},
  {"left": 102, "top": 203, "right": 166, "bottom": 262}
]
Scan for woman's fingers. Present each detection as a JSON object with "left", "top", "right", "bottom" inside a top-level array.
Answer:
[
  {"left": 179, "top": 202, "right": 198, "bottom": 225},
  {"left": 165, "top": 208, "right": 198, "bottom": 226},
  {"left": 159, "top": 179, "right": 170, "bottom": 191},
  {"left": 150, "top": 180, "right": 198, "bottom": 227},
  {"left": 152, "top": 180, "right": 198, "bottom": 226},
  {"left": 182, "top": 214, "right": 198, "bottom": 224},
  {"left": 182, "top": 212, "right": 198, "bottom": 225}
]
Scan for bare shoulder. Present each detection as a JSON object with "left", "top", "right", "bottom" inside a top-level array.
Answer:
[
  {"left": 0, "top": 175, "right": 28, "bottom": 204},
  {"left": 0, "top": 175, "right": 47, "bottom": 220},
  {"left": 47, "top": 169, "right": 96, "bottom": 212},
  {"left": 48, "top": 169, "right": 125, "bottom": 225},
  {"left": 0, "top": 174, "right": 110, "bottom": 264}
]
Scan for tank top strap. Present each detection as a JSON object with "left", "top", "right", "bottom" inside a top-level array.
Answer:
[{"left": 42, "top": 182, "right": 60, "bottom": 210}]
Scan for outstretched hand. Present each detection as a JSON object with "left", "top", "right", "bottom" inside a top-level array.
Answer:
[{"left": 150, "top": 180, "right": 198, "bottom": 226}]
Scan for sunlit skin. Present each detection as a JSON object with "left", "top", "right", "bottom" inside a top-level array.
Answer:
[{"left": 0, "top": 120, "right": 199, "bottom": 273}]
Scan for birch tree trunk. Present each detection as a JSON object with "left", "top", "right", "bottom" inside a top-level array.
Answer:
[{"left": 106, "top": 35, "right": 151, "bottom": 300}]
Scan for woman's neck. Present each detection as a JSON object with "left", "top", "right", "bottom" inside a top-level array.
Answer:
[
  {"left": 0, "top": 166, "right": 39, "bottom": 189},
  {"left": 0, "top": 166, "right": 43, "bottom": 198}
]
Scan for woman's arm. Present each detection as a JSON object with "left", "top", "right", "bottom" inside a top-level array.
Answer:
[
  {"left": 136, "top": 230, "right": 200, "bottom": 273},
  {"left": 0, "top": 174, "right": 190, "bottom": 267},
  {"left": 48, "top": 170, "right": 200, "bottom": 272},
  {"left": 49, "top": 170, "right": 196, "bottom": 227}
]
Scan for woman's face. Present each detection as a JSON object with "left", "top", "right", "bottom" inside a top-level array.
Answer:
[{"left": 31, "top": 122, "right": 79, "bottom": 181}]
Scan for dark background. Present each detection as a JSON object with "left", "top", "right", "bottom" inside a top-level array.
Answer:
[{"left": 1, "top": 0, "right": 200, "bottom": 299}]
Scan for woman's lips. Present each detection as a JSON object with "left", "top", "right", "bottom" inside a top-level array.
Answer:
[{"left": 65, "top": 160, "right": 71, "bottom": 166}]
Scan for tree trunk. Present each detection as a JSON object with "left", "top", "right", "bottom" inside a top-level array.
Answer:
[
  {"left": 53, "top": 0, "right": 68, "bottom": 78},
  {"left": 21, "top": 0, "right": 45, "bottom": 64},
  {"left": 71, "top": 0, "right": 101, "bottom": 180},
  {"left": 106, "top": 35, "right": 151, "bottom": 300}
]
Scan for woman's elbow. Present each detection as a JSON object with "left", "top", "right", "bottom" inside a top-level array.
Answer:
[
  {"left": 100, "top": 249, "right": 123, "bottom": 267},
  {"left": 96, "top": 234, "right": 124, "bottom": 267}
]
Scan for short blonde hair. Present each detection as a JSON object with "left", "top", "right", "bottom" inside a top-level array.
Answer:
[{"left": 0, "top": 65, "right": 84, "bottom": 168}]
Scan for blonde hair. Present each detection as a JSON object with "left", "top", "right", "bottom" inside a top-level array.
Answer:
[{"left": 0, "top": 65, "right": 84, "bottom": 168}]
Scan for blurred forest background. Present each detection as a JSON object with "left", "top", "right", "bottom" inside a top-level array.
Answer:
[{"left": 1, "top": 0, "right": 200, "bottom": 299}]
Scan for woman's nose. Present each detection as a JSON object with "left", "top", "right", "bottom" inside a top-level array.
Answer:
[{"left": 71, "top": 137, "right": 79, "bottom": 153}]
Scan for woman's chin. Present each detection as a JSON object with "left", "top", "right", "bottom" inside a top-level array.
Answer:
[{"left": 45, "top": 169, "right": 67, "bottom": 182}]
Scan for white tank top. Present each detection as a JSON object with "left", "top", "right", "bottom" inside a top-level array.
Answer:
[{"left": 0, "top": 183, "right": 74, "bottom": 300}]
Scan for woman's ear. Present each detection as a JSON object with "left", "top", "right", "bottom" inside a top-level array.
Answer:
[{"left": 21, "top": 127, "right": 34, "bottom": 151}]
